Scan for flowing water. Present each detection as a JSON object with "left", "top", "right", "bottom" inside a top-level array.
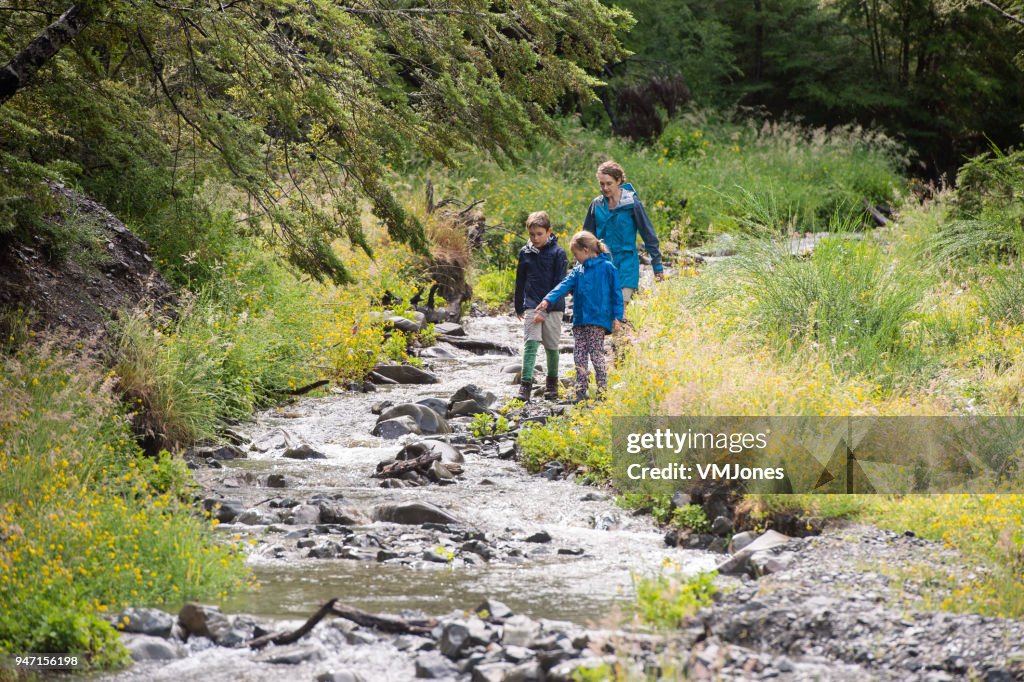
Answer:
[{"left": 98, "top": 315, "right": 717, "bottom": 681}]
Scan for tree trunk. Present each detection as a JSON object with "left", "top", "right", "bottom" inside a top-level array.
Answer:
[{"left": 0, "top": 5, "right": 92, "bottom": 106}]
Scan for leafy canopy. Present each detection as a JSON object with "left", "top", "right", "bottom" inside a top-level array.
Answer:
[{"left": 0, "top": 1, "right": 632, "bottom": 282}]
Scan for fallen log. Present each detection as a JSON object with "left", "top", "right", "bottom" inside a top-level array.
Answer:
[
  {"left": 373, "top": 452, "right": 441, "bottom": 478},
  {"left": 331, "top": 602, "right": 437, "bottom": 634},
  {"left": 248, "top": 598, "right": 338, "bottom": 649}
]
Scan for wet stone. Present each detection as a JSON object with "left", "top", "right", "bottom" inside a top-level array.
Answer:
[
  {"left": 122, "top": 634, "right": 186, "bottom": 661},
  {"left": 283, "top": 443, "right": 327, "bottom": 460},
  {"left": 415, "top": 652, "right": 459, "bottom": 678},
  {"left": 253, "top": 643, "right": 324, "bottom": 664},
  {"left": 117, "top": 607, "right": 174, "bottom": 638},
  {"left": 315, "top": 671, "right": 368, "bottom": 682}
]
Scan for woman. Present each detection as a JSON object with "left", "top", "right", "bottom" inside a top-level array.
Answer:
[{"left": 582, "top": 160, "right": 664, "bottom": 304}]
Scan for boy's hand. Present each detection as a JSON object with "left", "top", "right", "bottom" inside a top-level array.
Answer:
[{"left": 516, "top": 312, "right": 523, "bottom": 320}]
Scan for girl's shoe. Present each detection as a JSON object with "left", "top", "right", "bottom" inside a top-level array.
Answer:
[{"left": 544, "top": 376, "right": 559, "bottom": 400}]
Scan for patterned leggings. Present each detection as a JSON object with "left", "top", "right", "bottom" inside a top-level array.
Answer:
[{"left": 573, "top": 325, "right": 608, "bottom": 397}]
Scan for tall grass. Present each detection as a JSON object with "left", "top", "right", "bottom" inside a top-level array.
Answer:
[
  {"left": 0, "top": 345, "right": 249, "bottom": 666},
  {"left": 692, "top": 234, "right": 929, "bottom": 383},
  {"left": 113, "top": 240, "right": 419, "bottom": 449},
  {"left": 422, "top": 111, "right": 906, "bottom": 267}
]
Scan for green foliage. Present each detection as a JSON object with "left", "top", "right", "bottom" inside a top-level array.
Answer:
[
  {"left": 475, "top": 268, "right": 517, "bottom": 309},
  {"left": 0, "top": 347, "right": 248, "bottom": 666},
  {"left": 977, "top": 264, "right": 1024, "bottom": 326},
  {"left": 671, "top": 504, "right": 710, "bottom": 533},
  {"left": 632, "top": 569, "right": 717, "bottom": 629},
  {"left": 469, "top": 412, "right": 509, "bottom": 438},
  {"left": 693, "top": 234, "right": 929, "bottom": 383},
  {"left": 606, "top": 0, "right": 1024, "bottom": 174},
  {"left": 1, "top": 0, "right": 631, "bottom": 283},
  {"left": 433, "top": 113, "right": 905, "bottom": 270}
]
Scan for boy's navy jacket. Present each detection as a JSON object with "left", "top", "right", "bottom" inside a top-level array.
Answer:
[
  {"left": 514, "top": 234, "right": 568, "bottom": 315},
  {"left": 543, "top": 252, "right": 624, "bottom": 334},
  {"left": 583, "top": 182, "right": 663, "bottom": 289}
]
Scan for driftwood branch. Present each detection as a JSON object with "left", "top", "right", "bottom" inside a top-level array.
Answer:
[
  {"left": 248, "top": 598, "right": 339, "bottom": 649},
  {"left": 330, "top": 603, "right": 437, "bottom": 634},
  {"left": 373, "top": 452, "right": 442, "bottom": 479},
  {"left": 0, "top": 4, "right": 92, "bottom": 105},
  {"left": 270, "top": 379, "right": 330, "bottom": 396}
]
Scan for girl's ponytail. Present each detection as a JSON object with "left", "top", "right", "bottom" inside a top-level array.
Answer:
[{"left": 570, "top": 231, "right": 608, "bottom": 255}]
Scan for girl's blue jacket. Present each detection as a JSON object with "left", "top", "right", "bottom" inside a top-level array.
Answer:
[
  {"left": 543, "top": 253, "right": 624, "bottom": 334},
  {"left": 583, "top": 183, "right": 664, "bottom": 289}
]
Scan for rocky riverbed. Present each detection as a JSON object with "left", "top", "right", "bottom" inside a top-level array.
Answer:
[{"left": 94, "top": 315, "right": 1024, "bottom": 682}]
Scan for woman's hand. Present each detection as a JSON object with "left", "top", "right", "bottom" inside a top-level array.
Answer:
[{"left": 655, "top": 271, "right": 665, "bottom": 282}]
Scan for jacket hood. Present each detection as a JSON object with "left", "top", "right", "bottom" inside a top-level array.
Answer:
[
  {"left": 522, "top": 232, "right": 560, "bottom": 254},
  {"left": 583, "top": 252, "right": 614, "bottom": 268}
]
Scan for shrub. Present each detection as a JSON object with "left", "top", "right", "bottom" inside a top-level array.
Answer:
[{"left": 633, "top": 568, "right": 717, "bottom": 629}]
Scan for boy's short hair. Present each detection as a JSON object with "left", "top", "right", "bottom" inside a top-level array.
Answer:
[{"left": 526, "top": 211, "right": 551, "bottom": 230}]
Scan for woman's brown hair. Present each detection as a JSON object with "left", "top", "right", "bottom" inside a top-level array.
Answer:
[{"left": 596, "top": 160, "right": 625, "bottom": 183}]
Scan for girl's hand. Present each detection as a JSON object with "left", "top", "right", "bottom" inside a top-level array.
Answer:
[
  {"left": 533, "top": 312, "right": 546, "bottom": 324},
  {"left": 613, "top": 319, "right": 623, "bottom": 333},
  {"left": 535, "top": 300, "right": 549, "bottom": 312}
]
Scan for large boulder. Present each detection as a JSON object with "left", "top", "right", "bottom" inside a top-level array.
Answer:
[
  {"left": 448, "top": 384, "right": 496, "bottom": 412},
  {"left": 377, "top": 404, "right": 450, "bottom": 435},
  {"left": 371, "top": 416, "right": 422, "bottom": 439},
  {"left": 372, "top": 501, "right": 462, "bottom": 526},
  {"left": 434, "top": 322, "right": 465, "bottom": 337},
  {"left": 395, "top": 440, "right": 465, "bottom": 464},
  {"left": 370, "top": 364, "right": 439, "bottom": 384}
]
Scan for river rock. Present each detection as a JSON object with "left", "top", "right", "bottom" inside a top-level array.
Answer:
[
  {"left": 122, "top": 634, "right": 186, "bottom": 661},
  {"left": 438, "top": 336, "right": 514, "bottom": 355},
  {"left": 523, "top": 530, "right": 551, "bottom": 543},
  {"left": 371, "top": 400, "right": 395, "bottom": 415},
  {"left": 264, "top": 473, "right": 293, "bottom": 488},
  {"left": 477, "top": 599, "right": 514, "bottom": 620},
  {"left": 178, "top": 603, "right": 232, "bottom": 642},
  {"left": 287, "top": 504, "right": 321, "bottom": 525},
  {"left": 235, "top": 509, "right": 280, "bottom": 525},
  {"left": 402, "top": 439, "right": 465, "bottom": 464},
  {"left": 371, "top": 364, "right": 439, "bottom": 384},
  {"left": 435, "top": 322, "right": 465, "bottom": 336},
  {"left": 503, "top": 660, "right": 543, "bottom": 682},
  {"left": 254, "top": 643, "right": 325, "bottom": 664},
  {"left": 716, "top": 529, "right": 793, "bottom": 575},
  {"left": 283, "top": 443, "right": 327, "bottom": 460},
  {"left": 415, "top": 652, "right": 460, "bottom": 678},
  {"left": 502, "top": 615, "right": 541, "bottom": 648},
  {"left": 387, "top": 315, "right": 422, "bottom": 334},
  {"left": 372, "top": 416, "right": 423, "bottom": 439},
  {"left": 319, "top": 503, "right": 368, "bottom": 525},
  {"left": 448, "top": 399, "right": 488, "bottom": 418},
  {"left": 728, "top": 531, "right": 758, "bottom": 554},
  {"left": 377, "top": 404, "right": 451, "bottom": 435},
  {"left": 203, "top": 498, "right": 244, "bottom": 523},
  {"left": 188, "top": 444, "right": 246, "bottom": 461},
  {"left": 449, "top": 384, "right": 497, "bottom": 412},
  {"left": 372, "top": 501, "right": 462, "bottom": 526},
  {"left": 472, "top": 662, "right": 515, "bottom": 682},
  {"left": 418, "top": 346, "right": 457, "bottom": 359},
  {"left": 439, "top": 621, "right": 471, "bottom": 659},
  {"left": 431, "top": 460, "right": 455, "bottom": 480},
  {"left": 118, "top": 607, "right": 175, "bottom": 638},
  {"left": 711, "top": 515, "right": 734, "bottom": 536},
  {"left": 417, "top": 397, "right": 450, "bottom": 417},
  {"left": 316, "top": 671, "right": 367, "bottom": 682}
]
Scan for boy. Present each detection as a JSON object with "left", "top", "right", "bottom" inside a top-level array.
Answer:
[{"left": 513, "top": 211, "right": 568, "bottom": 401}]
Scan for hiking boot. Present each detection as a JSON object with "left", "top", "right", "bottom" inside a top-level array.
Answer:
[
  {"left": 575, "top": 389, "right": 588, "bottom": 404},
  {"left": 517, "top": 379, "right": 533, "bottom": 403},
  {"left": 544, "top": 376, "right": 559, "bottom": 401}
]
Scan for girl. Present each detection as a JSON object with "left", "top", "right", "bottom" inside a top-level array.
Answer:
[
  {"left": 534, "top": 231, "right": 624, "bottom": 401},
  {"left": 583, "top": 160, "right": 664, "bottom": 304}
]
